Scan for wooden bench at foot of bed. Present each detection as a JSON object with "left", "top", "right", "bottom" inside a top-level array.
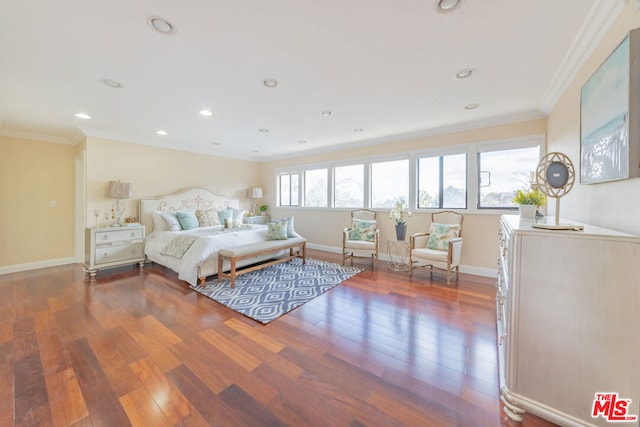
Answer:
[{"left": 211, "top": 237, "right": 307, "bottom": 288}]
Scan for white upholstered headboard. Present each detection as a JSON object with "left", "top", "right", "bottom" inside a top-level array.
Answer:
[{"left": 140, "top": 188, "right": 240, "bottom": 233}]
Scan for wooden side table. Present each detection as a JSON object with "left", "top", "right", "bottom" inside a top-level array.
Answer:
[{"left": 386, "top": 239, "right": 410, "bottom": 271}]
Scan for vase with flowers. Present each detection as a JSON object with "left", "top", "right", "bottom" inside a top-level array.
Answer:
[{"left": 389, "top": 198, "right": 412, "bottom": 240}]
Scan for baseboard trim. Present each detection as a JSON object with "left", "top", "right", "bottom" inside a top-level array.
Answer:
[
  {"left": 307, "top": 243, "right": 497, "bottom": 279},
  {"left": 0, "top": 257, "right": 77, "bottom": 275}
]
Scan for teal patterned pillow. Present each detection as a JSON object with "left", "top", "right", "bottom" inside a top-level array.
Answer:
[
  {"left": 176, "top": 211, "right": 200, "bottom": 230},
  {"left": 266, "top": 221, "right": 288, "bottom": 240},
  {"left": 348, "top": 218, "right": 376, "bottom": 242},
  {"left": 426, "top": 223, "right": 460, "bottom": 250}
]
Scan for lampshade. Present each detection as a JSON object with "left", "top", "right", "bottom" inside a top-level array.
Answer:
[
  {"left": 250, "top": 186, "right": 263, "bottom": 199},
  {"left": 105, "top": 181, "right": 132, "bottom": 199}
]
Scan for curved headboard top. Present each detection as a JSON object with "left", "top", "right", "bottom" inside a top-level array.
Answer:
[{"left": 140, "top": 187, "right": 240, "bottom": 233}]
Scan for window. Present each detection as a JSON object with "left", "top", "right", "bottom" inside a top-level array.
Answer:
[
  {"left": 278, "top": 172, "right": 299, "bottom": 206},
  {"left": 478, "top": 146, "right": 540, "bottom": 209},
  {"left": 371, "top": 159, "right": 409, "bottom": 208},
  {"left": 417, "top": 153, "right": 467, "bottom": 209},
  {"left": 304, "top": 168, "right": 327, "bottom": 207},
  {"left": 334, "top": 164, "right": 364, "bottom": 208}
]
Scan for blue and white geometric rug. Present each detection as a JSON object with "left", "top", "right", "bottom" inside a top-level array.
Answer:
[{"left": 191, "top": 258, "right": 362, "bottom": 324}]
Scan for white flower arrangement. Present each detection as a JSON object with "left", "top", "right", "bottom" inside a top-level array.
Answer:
[{"left": 389, "top": 198, "right": 412, "bottom": 225}]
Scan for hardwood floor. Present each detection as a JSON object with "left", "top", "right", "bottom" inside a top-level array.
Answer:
[{"left": 0, "top": 249, "right": 558, "bottom": 427}]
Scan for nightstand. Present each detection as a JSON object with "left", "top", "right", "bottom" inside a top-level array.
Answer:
[
  {"left": 243, "top": 215, "right": 270, "bottom": 225},
  {"left": 84, "top": 224, "right": 146, "bottom": 278}
]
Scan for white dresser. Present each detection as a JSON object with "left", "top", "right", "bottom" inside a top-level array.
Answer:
[
  {"left": 497, "top": 215, "right": 640, "bottom": 427},
  {"left": 84, "top": 225, "right": 146, "bottom": 278}
]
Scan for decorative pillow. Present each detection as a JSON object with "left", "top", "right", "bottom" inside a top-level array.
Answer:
[
  {"left": 266, "top": 221, "right": 288, "bottom": 240},
  {"left": 426, "top": 223, "right": 461, "bottom": 251},
  {"left": 160, "top": 212, "right": 182, "bottom": 231},
  {"left": 227, "top": 207, "right": 246, "bottom": 223},
  {"left": 348, "top": 218, "right": 376, "bottom": 242},
  {"left": 196, "top": 208, "right": 220, "bottom": 227},
  {"left": 274, "top": 217, "right": 298, "bottom": 237},
  {"left": 176, "top": 211, "right": 200, "bottom": 230},
  {"left": 218, "top": 209, "right": 233, "bottom": 225},
  {"left": 151, "top": 211, "right": 169, "bottom": 232}
]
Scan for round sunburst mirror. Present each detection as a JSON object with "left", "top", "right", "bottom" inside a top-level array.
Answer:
[{"left": 532, "top": 152, "right": 583, "bottom": 230}]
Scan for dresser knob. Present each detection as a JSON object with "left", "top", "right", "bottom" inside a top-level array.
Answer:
[
  {"left": 102, "top": 235, "right": 109, "bottom": 240},
  {"left": 130, "top": 232, "right": 135, "bottom": 237}
]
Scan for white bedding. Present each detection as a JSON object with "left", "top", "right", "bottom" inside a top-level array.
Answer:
[{"left": 145, "top": 225, "right": 270, "bottom": 286}]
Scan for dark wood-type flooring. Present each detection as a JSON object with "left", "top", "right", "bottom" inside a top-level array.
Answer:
[{"left": 0, "top": 249, "right": 558, "bottom": 426}]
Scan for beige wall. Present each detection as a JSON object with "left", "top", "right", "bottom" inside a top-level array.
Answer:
[
  {"left": 85, "top": 137, "right": 261, "bottom": 228},
  {"left": 0, "top": 135, "right": 75, "bottom": 268},
  {"left": 547, "top": 2, "right": 640, "bottom": 235},
  {"left": 263, "top": 119, "right": 547, "bottom": 273}
]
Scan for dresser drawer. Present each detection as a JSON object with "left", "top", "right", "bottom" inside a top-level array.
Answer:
[
  {"left": 95, "top": 242, "right": 144, "bottom": 264},
  {"left": 95, "top": 228, "right": 144, "bottom": 243}
]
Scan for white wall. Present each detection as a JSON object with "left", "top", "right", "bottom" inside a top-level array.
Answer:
[{"left": 548, "top": 2, "right": 640, "bottom": 234}]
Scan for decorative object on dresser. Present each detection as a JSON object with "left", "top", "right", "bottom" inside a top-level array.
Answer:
[
  {"left": 105, "top": 180, "right": 132, "bottom": 227},
  {"left": 531, "top": 152, "right": 583, "bottom": 230},
  {"left": 194, "top": 258, "right": 361, "bottom": 324},
  {"left": 259, "top": 204, "right": 269, "bottom": 216},
  {"left": 511, "top": 187, "right": 546, "bottom": 219},
  {"left": 496, "top": 215, "right": 639, "bottom": 426},
  {"left": 409, "top": 210, "right": 463, "bottom": 284},
  {"left": 580, "top": 28, "right": 640, "bottom": 184},
  {"left": 342, "top": 209, "right": 379, "bottom": 267},
  {"left": 83, "top": 224, "right": 145, "bottom": 279}
]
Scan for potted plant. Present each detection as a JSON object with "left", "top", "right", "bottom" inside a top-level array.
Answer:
[
  {"left": 259, "top": 204, "right": 269, "bottom": 216},
  {"left": 512, "top": 188, "right": 546, "bottom": 218},
  {"left": 389, "top": 198, "right": 412, "bottom": 240}
]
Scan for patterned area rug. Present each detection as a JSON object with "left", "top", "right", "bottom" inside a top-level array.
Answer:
[{"left": 191, "top": 258, "right": 362, "bottom": 324}]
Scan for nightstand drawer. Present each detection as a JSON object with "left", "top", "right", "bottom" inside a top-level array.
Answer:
[
  {"left": 95, "top": 242, "right": 144, "bottom": 264},
  {"left": 96, "top": 228, "right": 144, "bottom": 243}
]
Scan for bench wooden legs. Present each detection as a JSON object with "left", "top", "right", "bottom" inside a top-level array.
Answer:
[{"left": 217, "top": 242, "right": 306, "bottom": 288}]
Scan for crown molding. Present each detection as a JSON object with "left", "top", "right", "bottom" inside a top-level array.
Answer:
[
  {"left": 0, "top": 128, "right": 76, "bottom": 145},
  {"left": 80, "top": 128, "right": 262, "bottom": 162},
  {"left": 539, "top": 0, "right": 627, "bottom": 113}
]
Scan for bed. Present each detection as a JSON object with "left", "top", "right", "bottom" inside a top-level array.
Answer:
[{"left": 140, "top": 188, "right": 291, "bottom": 286}]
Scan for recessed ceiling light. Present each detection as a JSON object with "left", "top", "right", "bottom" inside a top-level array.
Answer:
[
  {"left": 263, "top": 78, "right": 278, "bottom": 88},
  {"left": 320, "top": 110, "right": 332, "bottom": 117},
  {"left": 298, "top": 140, "right": 307, "bottom": 144},
  {"left": 455, "top": 68, "right": 476, "bottom": 79},
  {"left": 100, "top": 79, "right": 122, "bottom": 88},
  {"left": 74, "top": 113, "right": 91, "bottom": 119},
  {"left": 200, "top": 109, "right": 213, "bottom": 116},
  {"left": 147, "top": 16, "right": 175, "bottom": 35},
  {"left": 156, "top": 130, "right": 168, "bottom": 135},
  {"left": 433, "top": 100, "right": 442, "bottom": 106},
  {"left": 354, "top": 128, "right": 363, "bottom": 133},
  {"left": 251, "top": 150, "right": 259, "bottom": 153},
  {"left": 258, "top": 128, "right": 269, "bottom": 133},
  {"left": 211, "top": 142, "right": 221, "bottom": 146},
  {"left": 465, "top": 103, "right": 479, "bottom": 110},
  {"left": 436, "top": 0, "right": 462, "bottom": 12}
]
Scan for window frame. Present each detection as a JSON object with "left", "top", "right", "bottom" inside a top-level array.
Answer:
[{"left": 274, "top": 134, "right": 545, "bottom": 214}]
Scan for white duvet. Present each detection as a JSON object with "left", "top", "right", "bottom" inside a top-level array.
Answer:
[{"left": 145, "top": 225, "right": 269, "bottom": 286}]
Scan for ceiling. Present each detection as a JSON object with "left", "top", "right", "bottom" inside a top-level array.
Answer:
[{"left": 0, "top": 0, "right": 623, "bottom": 161}]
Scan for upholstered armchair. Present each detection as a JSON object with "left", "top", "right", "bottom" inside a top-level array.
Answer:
[
  {"left": 409, "top": 211, "right": 463, "bottom": 284},
  {"left": 342, "top": 209, "right": 379, "bottom": 267}
]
